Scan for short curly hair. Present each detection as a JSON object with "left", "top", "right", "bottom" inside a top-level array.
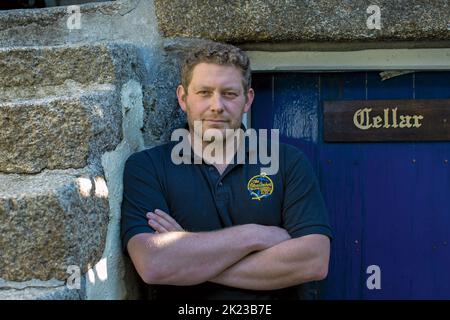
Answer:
[{"left": 181, "top": 41, "right": 252, "bottom": 94}]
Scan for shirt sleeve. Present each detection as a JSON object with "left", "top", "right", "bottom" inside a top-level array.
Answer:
[
  {"left": 281, "top": 146, "right": 333, "bottom": 240},
  {"left": 120, "top": 151, "right": 170, "bottom": 254}
]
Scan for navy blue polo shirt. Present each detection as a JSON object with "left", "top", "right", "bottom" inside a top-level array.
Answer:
[{"left": 121, "top": 131, "right": 332, "bottom": 300}]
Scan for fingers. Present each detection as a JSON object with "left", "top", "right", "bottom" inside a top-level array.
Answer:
[
  {"left": 154, "top": 209, "right": 184, "bottom": 231},
  {"left": 146, "top": 209, "right": 184, "bottom": 232},
  {"left": 147, "top": 214, "right": 169, "bottom": 233}
]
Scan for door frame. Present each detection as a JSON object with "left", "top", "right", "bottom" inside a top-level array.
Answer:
[{"left": 243, "top": 48, "right": 450, "bottom": 127}]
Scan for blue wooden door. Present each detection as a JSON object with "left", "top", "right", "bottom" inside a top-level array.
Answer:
[{"left": 251, "top": 71, "right": 450, "bottom": 299}]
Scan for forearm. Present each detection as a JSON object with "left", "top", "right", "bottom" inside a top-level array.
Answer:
[
  {"left": 210, "top": 234, "right": 330, "bottom": 290},
  {"left": 137, "top": 224, "right": 262, "bottom": 286}
]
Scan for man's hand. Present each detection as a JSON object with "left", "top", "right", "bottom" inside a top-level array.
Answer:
[
  {"left": 146, "top": 209, "right": 291, "bottom": 250},
  {"left": 253, "top": 225, "right": 291, "bottom": 250},
  {"left": 146, "top": 209, "right": 184, "bottom": 232}
]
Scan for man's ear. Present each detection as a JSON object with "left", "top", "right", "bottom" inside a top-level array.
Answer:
[
  {"left": 244, "top": 88, "right": 255, "bottom": 113},
  {"left": 176, "top": 85, "right": 188, "bottom": 112}
]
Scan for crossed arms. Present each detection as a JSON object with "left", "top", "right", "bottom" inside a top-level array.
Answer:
[{"left": 127, "top": 209, "right": 330, "bottom": 291}]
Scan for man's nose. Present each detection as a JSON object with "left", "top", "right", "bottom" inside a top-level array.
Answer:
[{"left": 209, "top": 93, "right": 225, "bottom": 113}]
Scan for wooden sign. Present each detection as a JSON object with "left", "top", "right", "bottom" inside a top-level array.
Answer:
[{"left": 323, "top": 99, "right": 450, "bottom": 142}]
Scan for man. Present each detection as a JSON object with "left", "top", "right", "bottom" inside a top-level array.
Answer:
[{"left": 121, "top": 41, "right": 332, "bottom": 300}]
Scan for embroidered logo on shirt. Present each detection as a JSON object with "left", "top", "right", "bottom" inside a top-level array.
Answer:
[{"left": 247, "top": 173, "right": 274, "bottom": 201}]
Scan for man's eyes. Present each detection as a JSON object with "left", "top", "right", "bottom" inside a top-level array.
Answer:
[
  {"left": 223, "top": 92, "right": 238, "bottom": 97},
  {"left": 196, "top": 91, "right": 239, "bottom": 97}
]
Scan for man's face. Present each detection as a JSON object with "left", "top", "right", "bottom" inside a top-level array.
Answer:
[{"left": 177, "top": 63, "right": 254, "bottom": 138}]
